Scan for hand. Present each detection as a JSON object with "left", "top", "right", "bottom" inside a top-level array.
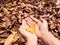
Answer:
[
  {"left": 25, "top": 16, "right": 48, "bottom": 38},
  {"left": 25, "top": 16, "right": 60, "bottom": 45},
  {"left": 19, "top": 19, "right": 37, "bottom": 45}
]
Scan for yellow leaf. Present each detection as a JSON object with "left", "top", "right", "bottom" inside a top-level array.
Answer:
[
  {"left": 26, "top": 22, "right": 36, "bottom": 34},
  {"left": 4, "top": 34, "right": 15, "bottom": 45},
  {"left": 13, "top": 34, "right": 19, "bottom": 42},
  {"left": 4, "top": 31, "right": 19, "bottom": 45}
]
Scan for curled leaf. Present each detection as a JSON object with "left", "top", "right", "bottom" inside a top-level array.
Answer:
[
  {"left": 0, "top": 30, "right": 5, "bottom": 34},
  {"left": 3, "top": 8, "right": 10, "bottom": 15}
]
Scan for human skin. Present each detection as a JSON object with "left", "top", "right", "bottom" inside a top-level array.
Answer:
[
  {"left": 19, "top": 19, "right": 37, "bottom": 45},
  {"left": 25, "top": 16, "right": 60, "bottom": 45}
]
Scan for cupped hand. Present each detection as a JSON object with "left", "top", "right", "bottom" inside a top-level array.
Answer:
[
  {"left": 25, "top": 16, "right": 48, "bottom": 38},
  {"left": 25, "top": 16, "right": 60, "bottom": 45},
  {"left": 19, "top": 19, "right": 37, "bottom": 40}
]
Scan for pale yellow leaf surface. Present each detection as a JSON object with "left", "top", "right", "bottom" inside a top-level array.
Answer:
[
  {"left": 13, "top": 34, "right": 19, "bottom": 42},
  {"left": 26, "top": 22, "right": 36, "bottom": 34},
  {"left": 4, "top": 31, "right": 19, "bottom": 45}
]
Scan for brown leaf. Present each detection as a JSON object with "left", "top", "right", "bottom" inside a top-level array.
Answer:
[
  {"left": 3, "top": 8, "right": 10, "bottom": 15},
  {"left": 0, "top": 30, "right": 5, "bottom": 34}
]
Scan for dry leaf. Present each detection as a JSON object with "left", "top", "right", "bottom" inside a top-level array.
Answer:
[
  {"left": 3, "top": 8, "right": 10, "bottom": 15},
  {"left": 0, "top": 30, "right": 5, "bottom": 34},
  {"left": 4, "top": 31, "right": 19, "bottom": 45},
  {"left": 13, "top": 34, "right": 19, "bottom": 43},
  {"left": 0, "top": 38, "right": 6, "bottom": 43},
  {"left": 26, "top": 22, "right": 36, "bottom": 34}
]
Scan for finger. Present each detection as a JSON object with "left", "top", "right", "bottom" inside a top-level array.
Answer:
[
  {"left": 25, "top": 17, "right": 32, "bottom": 24},
  {"left": 22, "top": 19, "right": 26, "bottom": 26},
  {"left": 26, "top": 21, "right": 31, "bottom": 26},
  {"left": 30, "top": 16, "right": 42, "bottom": 26},
  {"left": 35, "top": 24, "right": 40, "bottom": 33},
  {"left": 41, "top": 18, "right": 48, "bottom": 25},
  {"left": 27, "top": 17, "right": 33, "bottom": 22},
  {"left": 30, "top": 16, "right": 40, "bottom": 23},
  {"left": 39, "top": 17, "right": 43, "bottom": 22},
  {"left": 25, "top": 23, "right": 29, "bottom": 28},
  {"left": 19, "top": 23, "right": 31, "bottom": 36},
  {"left": 19, "top": 27, "right": 29, "bottom": 37},
  {"left": 22, "top": 19, "right": 29, "bottom": 28},
  {"left": 41, "top": 19, "right": 48, "bottom": 30}
]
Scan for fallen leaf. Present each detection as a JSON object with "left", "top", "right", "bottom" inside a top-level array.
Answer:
[
  {"left": 0, "top": 30, "right": 5, "bottom": 34},
  {"left": 3, "top": 8, "right": 10, "bottom": 15},
  {"left": 4, "top": 31, "right": 19, "bottom": 45},
  {"left": 13, "top": 34, "right": 19, "bottom": 43}
]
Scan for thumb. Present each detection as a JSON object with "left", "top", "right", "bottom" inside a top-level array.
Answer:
[{"left": 19, "top": 27, "right": 30, "bottom": 37}]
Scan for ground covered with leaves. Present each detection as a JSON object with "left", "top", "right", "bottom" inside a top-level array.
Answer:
[{"left": 0, "top": 0, "right": 60, "bottom": 45}]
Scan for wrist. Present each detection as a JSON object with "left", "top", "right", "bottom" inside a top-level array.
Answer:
[
  {"left": 26, "top": 36, "right": 37, "bottom": 45},
  {"left": 41, "top": 31, "right": 60, "bottom": 45},
  {"left": 27, "top": 36, "right": 37, "bottom": 41},
  {"left": 41, "top": 31, "right": 51, "bottom": 39},
  {"left": 27, "top": 34, "right": 37, "bottom": 40},
  {"left": 38, "top": 30, "right": 49, "bottom": 38}
]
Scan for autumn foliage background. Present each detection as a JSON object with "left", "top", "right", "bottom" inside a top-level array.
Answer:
[{"left": 0, "top": 0, "right": 60, "bottom": 45}]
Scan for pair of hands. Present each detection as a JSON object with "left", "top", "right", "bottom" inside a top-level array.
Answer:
[
  {"left": 19, "top": 16, "right": 60, "bottom": 45},
  {"left": 19, "top": 16, "right": 48, "bottom": 45},
  {"left": 19, "top": 16, "right": 48, "bottom": 40}
]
